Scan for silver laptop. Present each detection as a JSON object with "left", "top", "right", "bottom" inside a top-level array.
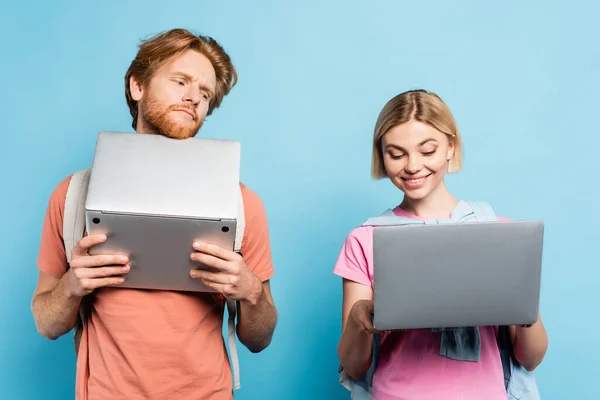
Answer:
[
  {"left": 85, "top": 131, "right": 241, "bottom": 292},
  {"left": 372, "top": 220, "right": 544, "bottom": 330}
]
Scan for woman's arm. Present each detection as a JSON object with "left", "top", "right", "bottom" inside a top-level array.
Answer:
[
  {"left": 338, "top": 279, "right": 378, "bottom": 380},
  {"left": 509, "top": 313, "right": 548, "bottom": 371}
]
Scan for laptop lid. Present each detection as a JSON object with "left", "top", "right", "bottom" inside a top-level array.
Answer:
[
  {"left": 372, "top": 220, "right": 544, "bottom": 330},
  {"left": 85, "top": 131, "right": 241, "bottom": 220}
]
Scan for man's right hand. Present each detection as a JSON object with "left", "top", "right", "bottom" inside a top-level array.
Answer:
[{"left": 66, "top": 234, "right": 130, "bottom": 297}]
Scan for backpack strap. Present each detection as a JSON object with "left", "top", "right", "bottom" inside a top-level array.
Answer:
[
  {"left": 64, "top": 168, "right": 91, "bottom": 263},
  {"left": 63, "top": 169, "right": 92, "bottom": 355},
  {"left": 497, "top": 325, "right": 513, "bottom": 390},
  {"left": 226, "top": 185, "right": 246, "bottom": 390},
  {"left": 227, "top": 299, "right": 241, "bottom": 390},
  {"left": 233, "top": 186, "right": 245, "bottom": 253},
  {"left": 62, "top": 169, "right": 245, "bottom": 391}
]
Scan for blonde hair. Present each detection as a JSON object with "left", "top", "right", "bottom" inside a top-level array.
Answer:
[
  {"left": 124, "top": 28, "right": 238, "bottom": 129},
  {"left": 371, "top": 89, "right": 463, "bottom": 179}
]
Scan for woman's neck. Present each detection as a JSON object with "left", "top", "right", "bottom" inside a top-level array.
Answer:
[{"left": 399, "top": 181, "right": 459, "bottom": 219}]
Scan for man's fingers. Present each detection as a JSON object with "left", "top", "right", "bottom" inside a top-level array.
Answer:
[
  {"left": 194, "top": 279, "right": 240, "bottom": 299},
  {"left": 198, "top": 281, "right": 234, "bottom": 297},
  {"left": 190, "top": 252, "right": 233, "bottom": 273},
  {"left": 192, "top": 241, "right": 238, "bottom": 262},
  {"left": 71, "top": 254, "right": 129, "bottom": 269},
  {"left": 78, "top": 265, "right": 130, "bottom": 279},
  {"left": 72, "top": 234, "right": 107, "bottom": 256},
  {"left": 82, "top": 276, "right": 126, "bottom": 290},
  {"left": 190, "top": 269, "right": 232, "bottom": 284}
]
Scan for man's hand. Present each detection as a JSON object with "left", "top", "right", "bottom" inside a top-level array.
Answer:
[
  {"left": 189, "top": 241, "right": 263, "bottom": 304},
  {"left": 67, "top": 234, "right": 130, "bottom": 297},
  {"left": 32, "top": 233, "right": 129, "bottom": 340}
]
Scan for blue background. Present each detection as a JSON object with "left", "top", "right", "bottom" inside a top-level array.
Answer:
[{"left": 1, "top": 0, "right": 598, "bottom": 398}]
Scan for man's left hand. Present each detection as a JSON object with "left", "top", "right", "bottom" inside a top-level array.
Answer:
[{"left": 190, "top": 241, "right": 263, "bottom": 304}]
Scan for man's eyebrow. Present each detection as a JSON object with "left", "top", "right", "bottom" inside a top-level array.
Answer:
[{"left": 172, "top": 72, "right": 215, "bottom": 96}]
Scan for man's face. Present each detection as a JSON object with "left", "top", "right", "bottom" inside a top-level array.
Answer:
[{"left": 130, "top": 50, "right": 217, "bottom": 139}]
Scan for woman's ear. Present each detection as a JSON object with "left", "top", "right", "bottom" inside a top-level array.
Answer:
[{"left": 446, "top": 141, "right": 455, "bottom": 161}]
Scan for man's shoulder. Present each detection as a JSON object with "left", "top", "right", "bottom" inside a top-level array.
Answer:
[
  {"left": 47, "top": 174, "right": 75, "bottom": 211},
  {"left": 239, "top": 181, "right": 257, "bottom": 196},
  {"left": 239, "top": 182, "right": 266, "bottom": 211}
]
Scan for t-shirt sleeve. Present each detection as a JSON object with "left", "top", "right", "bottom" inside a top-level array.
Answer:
[
  {"left": 239, "top": 185, "right": 274, "bottom": 282},
  {"left": 36, "top": 176, "right": 71, "bottom": 278},
  {"left": 332, "top": 227, "right": 373, "bottom": 287}
]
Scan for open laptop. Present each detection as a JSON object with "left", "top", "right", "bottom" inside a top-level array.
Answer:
[
  {"left": 85, "top": 131, "right": 241, "bottom": 292},
  {"left": 372, "top": 220, "right": 544, "bottom": 330}
]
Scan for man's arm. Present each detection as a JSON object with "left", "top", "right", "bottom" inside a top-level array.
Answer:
[
  {"left": 32, "top": 271, "right": 81, "bottom": 340},
  {"left": 190, "top": 242, "right": 277, "bottom": 353},
  {"left": 236, "top": 280, "right": 277, "bottom": 353},
  {"left": 32, "top": 234, "right": 130, "bottom": 340},
  {"left": 509, "top": 313, "right": 548, "bottom": 371}
]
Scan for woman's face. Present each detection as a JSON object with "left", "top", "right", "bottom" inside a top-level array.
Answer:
[{"left": 381, "top": 120, "right": 454, "bottom": 201}]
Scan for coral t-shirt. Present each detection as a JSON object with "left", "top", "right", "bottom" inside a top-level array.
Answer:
[{"left": 37, "top": 175, "right": 274, "bottom": 400}]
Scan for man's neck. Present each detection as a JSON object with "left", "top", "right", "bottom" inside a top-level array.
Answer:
[{"left": 135, "top": 120, "right": 155, "bottom": 135}]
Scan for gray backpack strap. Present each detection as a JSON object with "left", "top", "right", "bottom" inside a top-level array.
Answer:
[
  {"left": 227, "top": 185, "right": 245, "bottom": 390},
  {"left": 64, "top": 169, "right": 91, "bottom": 263},
  {"left": 62, "top": 168, "right": 92, "bottom": 356},
  {"left": 234, "top": 186, "right": 245, "bottom": 252},
  {"left": 227, "top": 299, "right": 241, "bottom": 390}
]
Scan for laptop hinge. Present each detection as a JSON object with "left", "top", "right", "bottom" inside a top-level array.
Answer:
[{"left": 98, "top": 210, "right": 221, "bottom": 221}]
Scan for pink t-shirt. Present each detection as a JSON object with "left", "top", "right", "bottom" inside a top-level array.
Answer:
[{"left": 333, "top": 207, "right": 508, "bottom": 400}]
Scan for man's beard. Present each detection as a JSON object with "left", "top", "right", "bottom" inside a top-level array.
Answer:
[{"left": 140, "top": 98, "right": 204, "bottom": 140}]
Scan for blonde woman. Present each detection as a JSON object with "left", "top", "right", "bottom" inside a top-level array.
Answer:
[{"left": 334, "top": 89, "right": 548, "bottom": 399}]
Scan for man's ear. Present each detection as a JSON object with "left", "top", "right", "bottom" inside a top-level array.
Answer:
[{"left": 130, "top": 76, "right": 144, "bottom": 102}]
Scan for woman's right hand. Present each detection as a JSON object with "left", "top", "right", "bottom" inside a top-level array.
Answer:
[{"left": 349, "top": 299, "right": 379, "bottom": 335}]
